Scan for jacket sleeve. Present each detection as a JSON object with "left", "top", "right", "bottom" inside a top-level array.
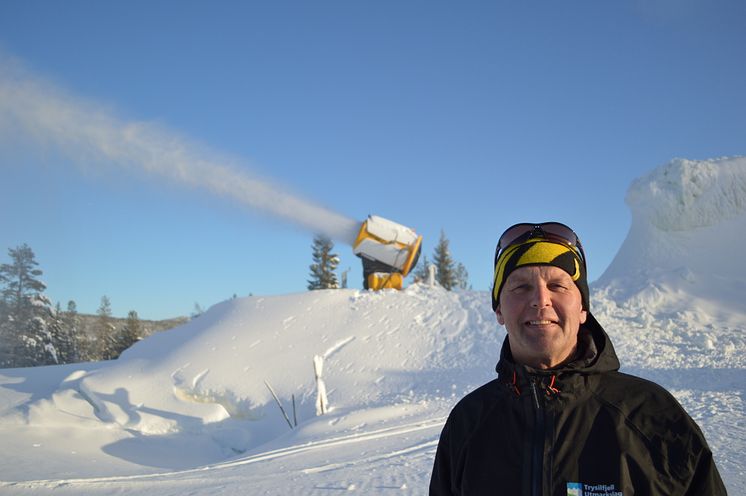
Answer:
[
  {"left": 627, "top": 380, "right": 729, "bottom": 496},
  {"left": 429, "top": 415, "right": 457, "bottom": 496},
  {"left": 684, "top": 444, "right": 728, "bottom": 495},
  {"left": 661, "top": 392, "right": 728, "bottom": 495}
]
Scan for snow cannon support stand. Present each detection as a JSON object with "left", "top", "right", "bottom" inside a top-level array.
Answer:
[{"left": 352, "top": 215, "right": 423, "bottom": 291}]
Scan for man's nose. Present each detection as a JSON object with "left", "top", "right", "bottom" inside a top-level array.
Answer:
[{"left": 530, "top": 284, "right": 551, "bottom": 308}]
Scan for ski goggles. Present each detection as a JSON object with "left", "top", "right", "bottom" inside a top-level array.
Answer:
[{"left": 494, "top": 222, "right": 586, "bottom": 269}]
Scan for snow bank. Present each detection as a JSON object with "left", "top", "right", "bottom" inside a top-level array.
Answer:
[
  {"left": 595, "top": 156, "right": 746, "bottom": 320},
  {"left": 0, "top": 286, "right": 502, "bottom": 482}
]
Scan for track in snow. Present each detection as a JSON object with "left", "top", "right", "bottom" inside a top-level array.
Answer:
[{"left": 1, "top": 416, "right": 446, "bottom": 492}]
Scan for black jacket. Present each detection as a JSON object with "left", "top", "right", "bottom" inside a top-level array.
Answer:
[{"left": 429, "top": 313, "right": 727, "bottom": 496}]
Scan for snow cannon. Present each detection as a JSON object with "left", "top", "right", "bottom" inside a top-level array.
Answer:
[{"left": 352, "top": 215, "right": 423, "bottom": 290}]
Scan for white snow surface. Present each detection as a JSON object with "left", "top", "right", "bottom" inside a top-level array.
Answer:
[{"left": 1, "top": 157, "right": 745, "bottom": 495}]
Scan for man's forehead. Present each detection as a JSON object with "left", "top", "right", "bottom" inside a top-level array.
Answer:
[{"left": 506, "top": 265, "right": 572, "bottom": 281}]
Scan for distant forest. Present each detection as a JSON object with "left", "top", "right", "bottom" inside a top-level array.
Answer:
[{"left": 0, "top": 244, "right": 186, "bottom": 369}]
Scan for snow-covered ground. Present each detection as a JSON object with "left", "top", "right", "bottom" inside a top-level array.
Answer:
[{"left": 1, "top": 157, "right": 745, "bottom": 495}]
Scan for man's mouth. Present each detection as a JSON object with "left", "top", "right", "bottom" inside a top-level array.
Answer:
[{"left": 527, "top": 320, "right": 555, "bottom": 326}]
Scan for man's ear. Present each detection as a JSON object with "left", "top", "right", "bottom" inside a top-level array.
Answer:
[{"left": 495, "top": 307, "right": 505, "bottom": 326}]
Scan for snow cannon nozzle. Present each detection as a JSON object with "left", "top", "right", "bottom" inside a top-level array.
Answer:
[{"left": 352, "top": 215, "right": 423, "bottom": 291}]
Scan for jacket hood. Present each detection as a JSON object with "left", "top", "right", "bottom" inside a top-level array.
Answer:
[{"left": 495, "top": 311, "right": 621, "bottom": 380}]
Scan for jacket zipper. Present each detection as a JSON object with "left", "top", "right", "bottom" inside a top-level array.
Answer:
[{"left": 530, "top": 381, "right": 545, "bottom": 496}]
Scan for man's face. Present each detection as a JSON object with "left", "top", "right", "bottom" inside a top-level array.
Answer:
[{"left": 496, "top": 265, "right": 587, "bottom": 369}]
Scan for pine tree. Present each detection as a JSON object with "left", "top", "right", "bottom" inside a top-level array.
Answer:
[
  {"left": 307, "top": 235, "right": 340, "bottom": 290},
  {"left": 0, "top": 244, "right": 55, "bottom": 367},
  {"left": 0, "top": 244, "right": 49, "bottom": 323},
  {"left": 433, "top": 230, "right": 458, "bottom": 290}
]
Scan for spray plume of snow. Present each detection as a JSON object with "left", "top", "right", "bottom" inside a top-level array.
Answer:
[{"left": 0, "top": 54, "right": 360, "bottom": 245}]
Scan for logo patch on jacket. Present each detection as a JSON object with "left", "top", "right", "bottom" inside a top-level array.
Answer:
[
  {"left": 567, "top": 482, "right": 623, "bottom": 496},
  {"left": 567, "top": 482, "right": 583, "bottom": 496}
]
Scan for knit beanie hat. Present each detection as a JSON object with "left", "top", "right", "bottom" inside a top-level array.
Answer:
[{"left": 491, "top": 238, "right": 589, "bottom": 311}]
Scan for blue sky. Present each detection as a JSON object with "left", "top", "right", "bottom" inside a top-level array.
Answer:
[{"left": 1, "top": 0, "right": 744, "bottom": 320}]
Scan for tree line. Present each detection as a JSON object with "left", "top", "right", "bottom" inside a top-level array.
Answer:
[
  {"left": 307, "top": 229, "right": 469, "bottom": 291},
  {"left": 0, "top": 244, "right": 144, "bottom": 368}
]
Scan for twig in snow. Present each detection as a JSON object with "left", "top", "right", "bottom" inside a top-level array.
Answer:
[
  {"left": 292, "top": 393, "right": 298, "bottom": 427},
  {"left": 264, "top": 380, "right": 294, "bottom": 430}
]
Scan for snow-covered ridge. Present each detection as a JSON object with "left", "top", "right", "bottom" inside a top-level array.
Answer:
[{"left": 626, "top": 156, "right": 746, "bottom": 231}]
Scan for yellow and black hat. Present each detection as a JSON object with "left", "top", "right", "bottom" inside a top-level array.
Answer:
[{"left": 491, "top": 238, "right": 589, "bottom": 311}]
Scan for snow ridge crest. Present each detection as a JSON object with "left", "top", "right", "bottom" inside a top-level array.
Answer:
[{"left": 626, "top": 156, "right": 746, "bottom": 231}]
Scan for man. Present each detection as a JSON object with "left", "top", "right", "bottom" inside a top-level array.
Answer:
[{"left": 429, "top": 222, "right": 726, "bottom": 496}]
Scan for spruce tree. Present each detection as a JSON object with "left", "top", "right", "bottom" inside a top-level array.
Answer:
[
  {"left": 433, "top": 230, "right": 458, "bottom": 290},
  {"left": 114, "top": 310, "right": 142, "bottom": 358},
  {"left": 455, "top": 262, "right": 470, "bottom": 290},
  {"left": 307, "top": 235, "right": 340, "bottom": 290},
  {"left": 94, "top": 295, "right": 117, "bottom": 360},
  {"left": 46, "top": 303, "right": 65, "bottom": 364},
  {"left": 64, "top": 300, "right": 87, "bottom": 362},
  {"left": 50, "top": 301, "right": 79, "bottom": 364},
  {"left": 21, "top": 316, "right": 55, "bottom": 366}
]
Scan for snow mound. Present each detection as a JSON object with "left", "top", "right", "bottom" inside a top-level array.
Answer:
[
  {"left": 626, "top": 156, "right": 746, "bottom": 231},
  {"left": 595, "top": 156, "right": 746, "bottom": 320},
  {"left": 0, "top": 286, "right": 502, "bottom": 481}
]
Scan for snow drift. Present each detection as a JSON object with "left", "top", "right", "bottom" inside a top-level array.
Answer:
[
  {"left": 595, "top": 156, "right": 746, "bottom": 321},
  {"left": 0, "top": 156, "right": 744, "bottom": 495}
]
